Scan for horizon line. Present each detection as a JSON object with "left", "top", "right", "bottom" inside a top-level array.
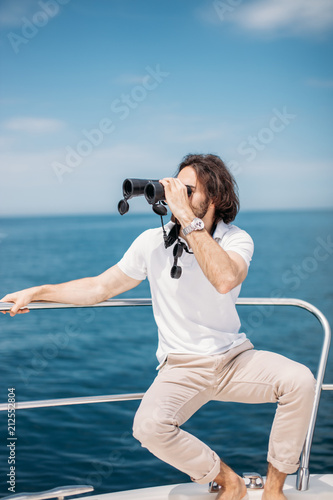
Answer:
[{"left": 0, "top": 206, "right": 332, "bottom": 219}]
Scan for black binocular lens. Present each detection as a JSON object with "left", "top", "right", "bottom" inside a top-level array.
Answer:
[
  {"left": 123, "top": 179, "right": 135, "bottom": 198},
  {"left": 144, "top": 181, "right": 165, "bottom": 204},
  {"left": 145, "top": 182, "right": 192, "bottom": 205}
]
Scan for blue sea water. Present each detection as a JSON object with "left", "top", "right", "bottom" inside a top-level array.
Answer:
[{"left": 0, "top": 210, "right": 332, "bottom": 495}]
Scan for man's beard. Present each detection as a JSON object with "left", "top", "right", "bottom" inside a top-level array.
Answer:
[
  {"left": 171, "top": 197, "right": 211, "bottom": 223},
  {"left": 193, "top": 197, "right": 211, "bottom": 219}
]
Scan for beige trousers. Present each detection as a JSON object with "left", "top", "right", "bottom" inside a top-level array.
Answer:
[{"left": 133, "top": 340, "right": 316, "bottom": 484}]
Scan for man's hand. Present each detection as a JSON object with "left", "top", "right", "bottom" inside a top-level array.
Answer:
[
  {"left": 159, "top": 177, "right": 194, "bottom": 225},
  {"left": 0, "top": 290, "right": 35, "bottom": 316}
]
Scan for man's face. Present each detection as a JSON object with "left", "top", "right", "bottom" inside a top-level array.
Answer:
[{"left": 177, "top": 166, "right": 212, "bottom": 220}]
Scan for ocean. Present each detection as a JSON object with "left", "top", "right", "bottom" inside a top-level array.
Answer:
[{"left": 0, "top": 210, "right": 332, "bottom": 495}]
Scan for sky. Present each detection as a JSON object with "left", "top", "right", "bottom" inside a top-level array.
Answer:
[{"left": 0, "top": 0, "right": 332, "bottom": 216}]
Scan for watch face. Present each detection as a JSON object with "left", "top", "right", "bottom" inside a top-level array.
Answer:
[{"left": 193, "top": 218, "right": 204, "bottom": 230}]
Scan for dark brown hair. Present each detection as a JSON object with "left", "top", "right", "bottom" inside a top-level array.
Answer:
[{"left": 176, "top": 153, "right": 239, "bottom": 224}]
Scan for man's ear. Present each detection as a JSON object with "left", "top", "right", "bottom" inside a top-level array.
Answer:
[
  {"left": 206, "top": 200, "right": 216, "bottom": 221},
  {"left": 209, "top": 199, "right": 215, "bottom": 212}
]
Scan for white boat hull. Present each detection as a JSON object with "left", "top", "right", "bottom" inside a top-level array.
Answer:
[{"left": 82, "top": 474, "right": 333, "bottom": 499}]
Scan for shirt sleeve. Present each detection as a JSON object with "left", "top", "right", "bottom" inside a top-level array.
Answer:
[
  {"left": 221, "top": 227, "right": 254, "bottom": 268},
  {"left": 117, "top": 230, "right": 151, "bottom": 281}
]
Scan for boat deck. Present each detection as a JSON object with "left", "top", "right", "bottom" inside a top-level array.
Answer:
[{"left": 82, "top": 474, "right": 333, "bottom": 500}]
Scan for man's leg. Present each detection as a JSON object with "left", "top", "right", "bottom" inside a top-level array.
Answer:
[
  {"left": 214, "top": 460, "right": 248, "bottom": 500},
  {"left": 133, "top": 343, "right": 254, "bottom": 498},
  {"left": 133, "top": 353, "right": 222, "bottom": 484},
  {"left": 214, "top": 348, "right": 316, "bottom": 499},
  {"left": 262, "top": 463, "right": 287, "bottom": 500}
]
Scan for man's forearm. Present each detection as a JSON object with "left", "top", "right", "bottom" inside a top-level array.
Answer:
[
  {"left": 185, "top": 229, "right": 239, "bottom": 293},
  {"left": 27, "top": 277, "right": 106, "bottom": 306},
  {"left": 174, "top": 207, "right": 240, "bottom": 293},
  {"left": 1, "top": 265, "right": 141, "bottom": 316}
]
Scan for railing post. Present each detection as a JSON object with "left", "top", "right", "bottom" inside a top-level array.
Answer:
[
  {"left": 295, "top": 301, "right": 331, "bottom": 491},
  {"left": 296, "top": 465, "right": 310, "bottom": 491}
]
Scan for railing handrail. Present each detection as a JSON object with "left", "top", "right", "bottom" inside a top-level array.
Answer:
[
  {"left": 0, "top": 298, "right": 153, "bottom": 311},
  {"left": 0, "top": 386, "right": 331, "bottom": 413},
  {"left": 0, "top": 296, "right": 330, "bottom": 310},
  {"left": 0, "top": 393, "right": 145, "bottom": 412},
  {"left": 0, "top": 485, "right": 94, "bottom": 500},
  {"left": 0, "top": 297, "right": 331, "bottom": 492}
]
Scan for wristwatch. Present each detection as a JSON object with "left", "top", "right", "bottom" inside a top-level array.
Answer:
[{"left": 182, "top": 217, "right": 205, "bottom": 236}]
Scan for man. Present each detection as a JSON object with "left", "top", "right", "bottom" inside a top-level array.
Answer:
[{"left": 1, "top": 154, "right": 315, "bottom": 500}]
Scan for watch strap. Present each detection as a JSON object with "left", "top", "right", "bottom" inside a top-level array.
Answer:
[{"left": 183, "top": 218, "right": 204, "bottom": 236}]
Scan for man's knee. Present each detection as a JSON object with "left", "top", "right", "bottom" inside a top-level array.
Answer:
[
  {"left": 133, "top": 405, "right": 178, "bottom": 449},
  {"left": 297, "top": 365, "right": 316, "bottom": 401},
  {"left": 293, "top": 364, "right": 315, "bottom": 393},
  {"left": 132, "top": 407, "right": 153, "bottom": 444},
  {"left": 279, "top": 362, "right": 316, "bottom": 403}
]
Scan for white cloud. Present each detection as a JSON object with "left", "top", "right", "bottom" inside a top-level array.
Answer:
[
  {"left": 3, "top": 117, "right": 65, "bottom": 134},
  {"left": 162, "top": 126, "right": 232, "bottom": 144},
  {"left": 0, "top": 143, "right": 175, "bottom": 215},
  {"left": 201, "top": 0, "right": 333, "bottom": 37},
  {"left": 1, "top": 143, "right": 332, "bottom": 216},
  {"left": 142, "top": 112, "right": 240, "bottom": 148},
  {"left": 0, "top": 149, "right": 58, "bottom": 176},
  {"left": 306, "top": 78, "right": 333, "bottom": 88},
  {"left": 235, "top": 0, "right": 333, "bottom": 34},
  {"left": 0, "top": 135, "right": 16, "bottom": 150},
  {"left": 238, "top": 158, "right": 333, "bottom": 209}
]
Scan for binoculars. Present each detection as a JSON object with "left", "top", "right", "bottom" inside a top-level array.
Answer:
[{"left": 118, "top": 178, "right": 192, "bottom": 216}]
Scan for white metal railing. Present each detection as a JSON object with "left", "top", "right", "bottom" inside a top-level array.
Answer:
[
  {"left": 0, "top": 298, "right": 331, "bottom": 492},
  {"left": 0, "top": 485, "right": 94, "bottom": 500}
]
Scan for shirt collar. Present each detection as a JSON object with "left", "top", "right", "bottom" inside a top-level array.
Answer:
[{"left": 212, "top": 219, "right": 230, "bottom": 242}]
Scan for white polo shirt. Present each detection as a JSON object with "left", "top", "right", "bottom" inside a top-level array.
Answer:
[{"left": 117, "top": 220, "right": 254, "bottom": 364}]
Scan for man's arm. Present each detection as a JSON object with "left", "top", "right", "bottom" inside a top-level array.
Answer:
[
  {"left": 0, "top": 265, "right": 141, "bottom": 317},
  {"left": 160, "top": 177, "right": 248, "bottom": 294},
  {"left": 179, "top": 231, "right": 248, "bottom": 294}
]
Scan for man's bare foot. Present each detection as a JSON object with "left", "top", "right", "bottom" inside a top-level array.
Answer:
[
  {"left": 214, "top": 460, "right": 248, "bottom": 500},
  {"left": 215, "top": 476, "right": 247, "bottom": 500},
  {"left": 262, "top": 463, "right": 288, "bottom": 500}
]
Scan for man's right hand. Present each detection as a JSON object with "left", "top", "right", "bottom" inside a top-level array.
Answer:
[{"left": 0, "top": 289, "right": 36, "bottom": 316}]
